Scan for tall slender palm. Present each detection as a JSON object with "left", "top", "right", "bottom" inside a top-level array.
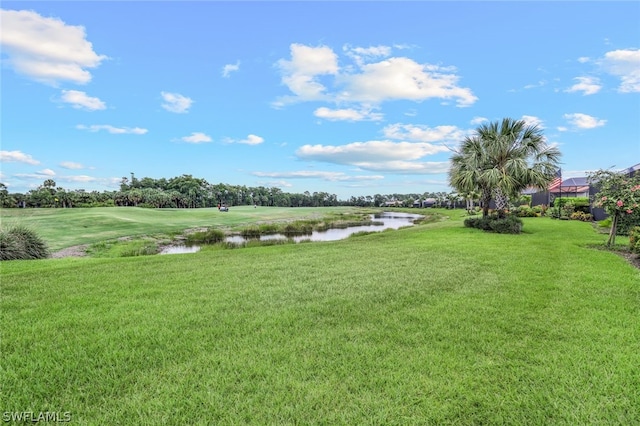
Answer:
[{"left": 449, "top": 118, "right": 561, "bottom": 217}]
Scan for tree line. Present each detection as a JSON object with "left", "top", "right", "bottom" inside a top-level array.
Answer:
[{"left": 0, "top": 174, "right": 463, "bottom": 209}]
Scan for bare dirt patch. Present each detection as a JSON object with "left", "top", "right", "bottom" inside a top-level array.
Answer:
[{"left": 50, "top": 245, "right": 89, "bottom": 259}]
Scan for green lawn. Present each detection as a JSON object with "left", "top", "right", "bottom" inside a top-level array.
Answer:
[{"left": 1, "top": 210, "right": 639, "bottom": 424}]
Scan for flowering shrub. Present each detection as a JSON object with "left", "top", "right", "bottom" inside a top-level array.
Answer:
[{"left": 589, "top": 170, "right": 640, "bottom": 246}]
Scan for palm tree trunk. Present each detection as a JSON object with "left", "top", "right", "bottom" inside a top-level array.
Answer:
[{"left": 482, "top": 188, "right": 491, "bottom": 217}]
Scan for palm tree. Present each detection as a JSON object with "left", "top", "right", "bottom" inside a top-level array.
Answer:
[{"left": 449, "top": 118, "right": 561, "bottom": 217}]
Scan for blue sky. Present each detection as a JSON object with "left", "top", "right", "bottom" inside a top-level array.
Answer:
[{"left": 1, "top": 1, "right": 639, "bottom": 199}]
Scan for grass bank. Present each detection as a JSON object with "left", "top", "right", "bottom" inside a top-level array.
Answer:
[
  {"left": 0, "top": 206, "right": 372, "bottom": 251},
  {"left": 1, "top": 213, "right": 639, "bottom": 424}
]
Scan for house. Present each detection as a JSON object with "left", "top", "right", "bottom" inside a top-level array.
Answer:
[
  {"left": 529, "top": 163, "right": 640, "bottom": 220},
  {"left": 422, "top": 198, "right": 437, "bottom": 208}
]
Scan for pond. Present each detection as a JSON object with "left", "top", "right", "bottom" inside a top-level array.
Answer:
[{"left": 160, "top": 211, "right": 423, "bottom": 254}]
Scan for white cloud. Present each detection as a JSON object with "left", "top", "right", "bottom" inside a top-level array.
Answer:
[
  {"left": 314, "top": 107, "right": 383, "bottom": 122},
  {"left": 523, "top": 80, "right": 546, "bottom": 90},
  {"left": 14, "top": 169, "right": 57, "bottom": 180},
  {"left": 0, "top": 9, "right": 107, "bottom": 85},
  {"left": 0, "top": 150, "right": 40, "bottom": 165},
  {"left": 338, "top": 57, "right": 477, "bottom": 107},
  {"left": 521, "top": 115, "right": 545, "bottom": 129},
  {"left": 59, "top": 161, "right": 85, "bottom": 169},
  {"left": 578, "top": 57, "right": 590, "bottom": 64},
  {"left": 253, "top": 170, "right": 384, "bottom": 182},
  {"left": 343, "top": 44, "right": 392, "bottom": 66},
  {"left": 60, "top": 90, "right": 106, "bottom": 110},
  {"left": 240, "top": 134, "right": 264, "bottom": 145},
  {"left": 563, "top": 113, "right": 606, "bottom": 129},
  {"left": 349, "top": 160, "right": 450, "bottom": 174},
  {"left": 224, "top": 134, "right": 264, "bottom": 145},
  {"left": 180, "top": 132, "right": 212, "bottom": 144},
  {"left": 275, "top": 44, "right": 477, "bottom": 109},
  {"left": 275, "top": 44, "right": 339, "bottom": 104},
  {"left": 382, "top": 123, "right": 467, "bottom": 145},
  {"left": 565, "top": 76, "right": 601, "bottom": 95},
  {"left": 470, "top": 116, "right": 488, "bottom": 125},
  {"left": 601, "top": 48, "right": 640, "bottom": 93},
  {"left": 76, "top": 124, "right": 148, "bottom": 134},
  {"left": 161, "top": 91, "right": 193, "bottom": 113},
  {"left": 222, "top": 61, "right": 240, "bottom": 77},
  {"left": 60, "top": 175, "right": 96, "bottom": 183},
  {"left": 297, "top": 140, "right": 449, "bottom": 164}
]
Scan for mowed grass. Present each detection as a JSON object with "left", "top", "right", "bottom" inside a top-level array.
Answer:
[
  {"left": 0, "top": 206, "right": 367, "bottom": 251},
  {"left": 1, "top": 212, "right": 639, "bottom": 424}
]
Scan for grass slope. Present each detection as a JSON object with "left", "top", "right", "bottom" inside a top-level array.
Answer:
[
  {"left": 2, "top": 214, "right": 639, "bottom": 424},
  {"left": 0, "top": 206, "right": 365, "bottom": 251}
]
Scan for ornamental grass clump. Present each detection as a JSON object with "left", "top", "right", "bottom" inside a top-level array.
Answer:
[
  {"left": 185, "top": 228, "right": 225, "bottom": 245},
  {"left": 0, "top": 224, "right": 50, "bottom": 260}
]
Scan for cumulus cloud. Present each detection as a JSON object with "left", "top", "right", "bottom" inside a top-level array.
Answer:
[
  {"left": 314, "top": 107, "right": 383, "bottom": 122},
  {"left": 60, "top": 90, "right": 106, "bottom": 110},
  {"left": 76, "top": 124, "right": 148, "bottom": 134},
  {"left": 161, "top": 91, "right": 193, "bottom": 113},
  {"left": 296, "top": 140, "right": 449, "bottom": 165},
  {"left": 565, "top": 76, "right": 601, "bottom": 95},
  {"left": 253, "top": 170, "right": 384, "bottom": 182},
  {"left": 0, "top": 150, "right": 40, "bottom": 165},
  {"left": 382, "top": 123, "right": 467, "bottom": 143},
  {"left": 275, "top": 44, "right": 339, "bottom": 105},
  {"left": 0, "top": 9, "right": 107, "bottom": 85},
  {"left": 470, "top": 116, "right": 488, "bottom": 125},
  {"left": 348, "top": 160, "right": 450, "bottom": 174},
  {"left": 600, "top": 48, "right": 640, "bottom": 93},
  {"left": 343, "top": 44, "right": 392, "bottom": 66},
  {"left": 60, "top": 175, "right": 96, "bottom": 183},
  {"left": 222, "top": 61, "right": 240, "bottom": 77},
  {"left": 274, "top": 43, "right": 477, "bottom": 110},
  {"left": 59, "top": 161, "right": 85, "bottom": 169},
  {"left": 224, "top": 134, "right": 264, "bottom": 145},
  {"left": 179, "top": 132, "right": 212, "bottom": 144},
  {"left": 14, "top": 169, "right": 56, "bottom": 180},
  {"left": 521, "top": 115, "right": 545, "bottom": 129},
  {"left": 563, "top": 113, "right": 606, "bottom": 129},
  {"left": 338, "top": 57, "right": 476, "bottom": 107}
]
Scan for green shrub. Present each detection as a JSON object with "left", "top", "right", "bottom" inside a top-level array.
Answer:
[
  {"left": 513, "top": 207, "right": 538, "bottom": 217},
  {"left": 617, "top": 213, "right": 640, "bottom": 236},
  {"left": 0, "top": 224, "right": 50, "bottom": 260},
  {"left": 554, "top": 197, "right": 590, "bottom": 212},
  {"left": 464, "top": 214, "right": 523, "bottom": 234},
  {"left": 598, "top": 218, "right": 612, "bottom": 228},
  {"left": 630, "top": 226, "right": 640, "bottom": 255},
  {"left": 570, "top": 211, "right": 593, "bottom": 222}
]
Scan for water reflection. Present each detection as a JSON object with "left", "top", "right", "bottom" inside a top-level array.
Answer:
[
  {"left": 226, "top": 211, "right": 422, "bottom": 244},
  {"left": 159, "top": 245, "right": 201, "bottom": 255},
  {"left": 160, "top": 212, "right": 423, "bottom": 254}
]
